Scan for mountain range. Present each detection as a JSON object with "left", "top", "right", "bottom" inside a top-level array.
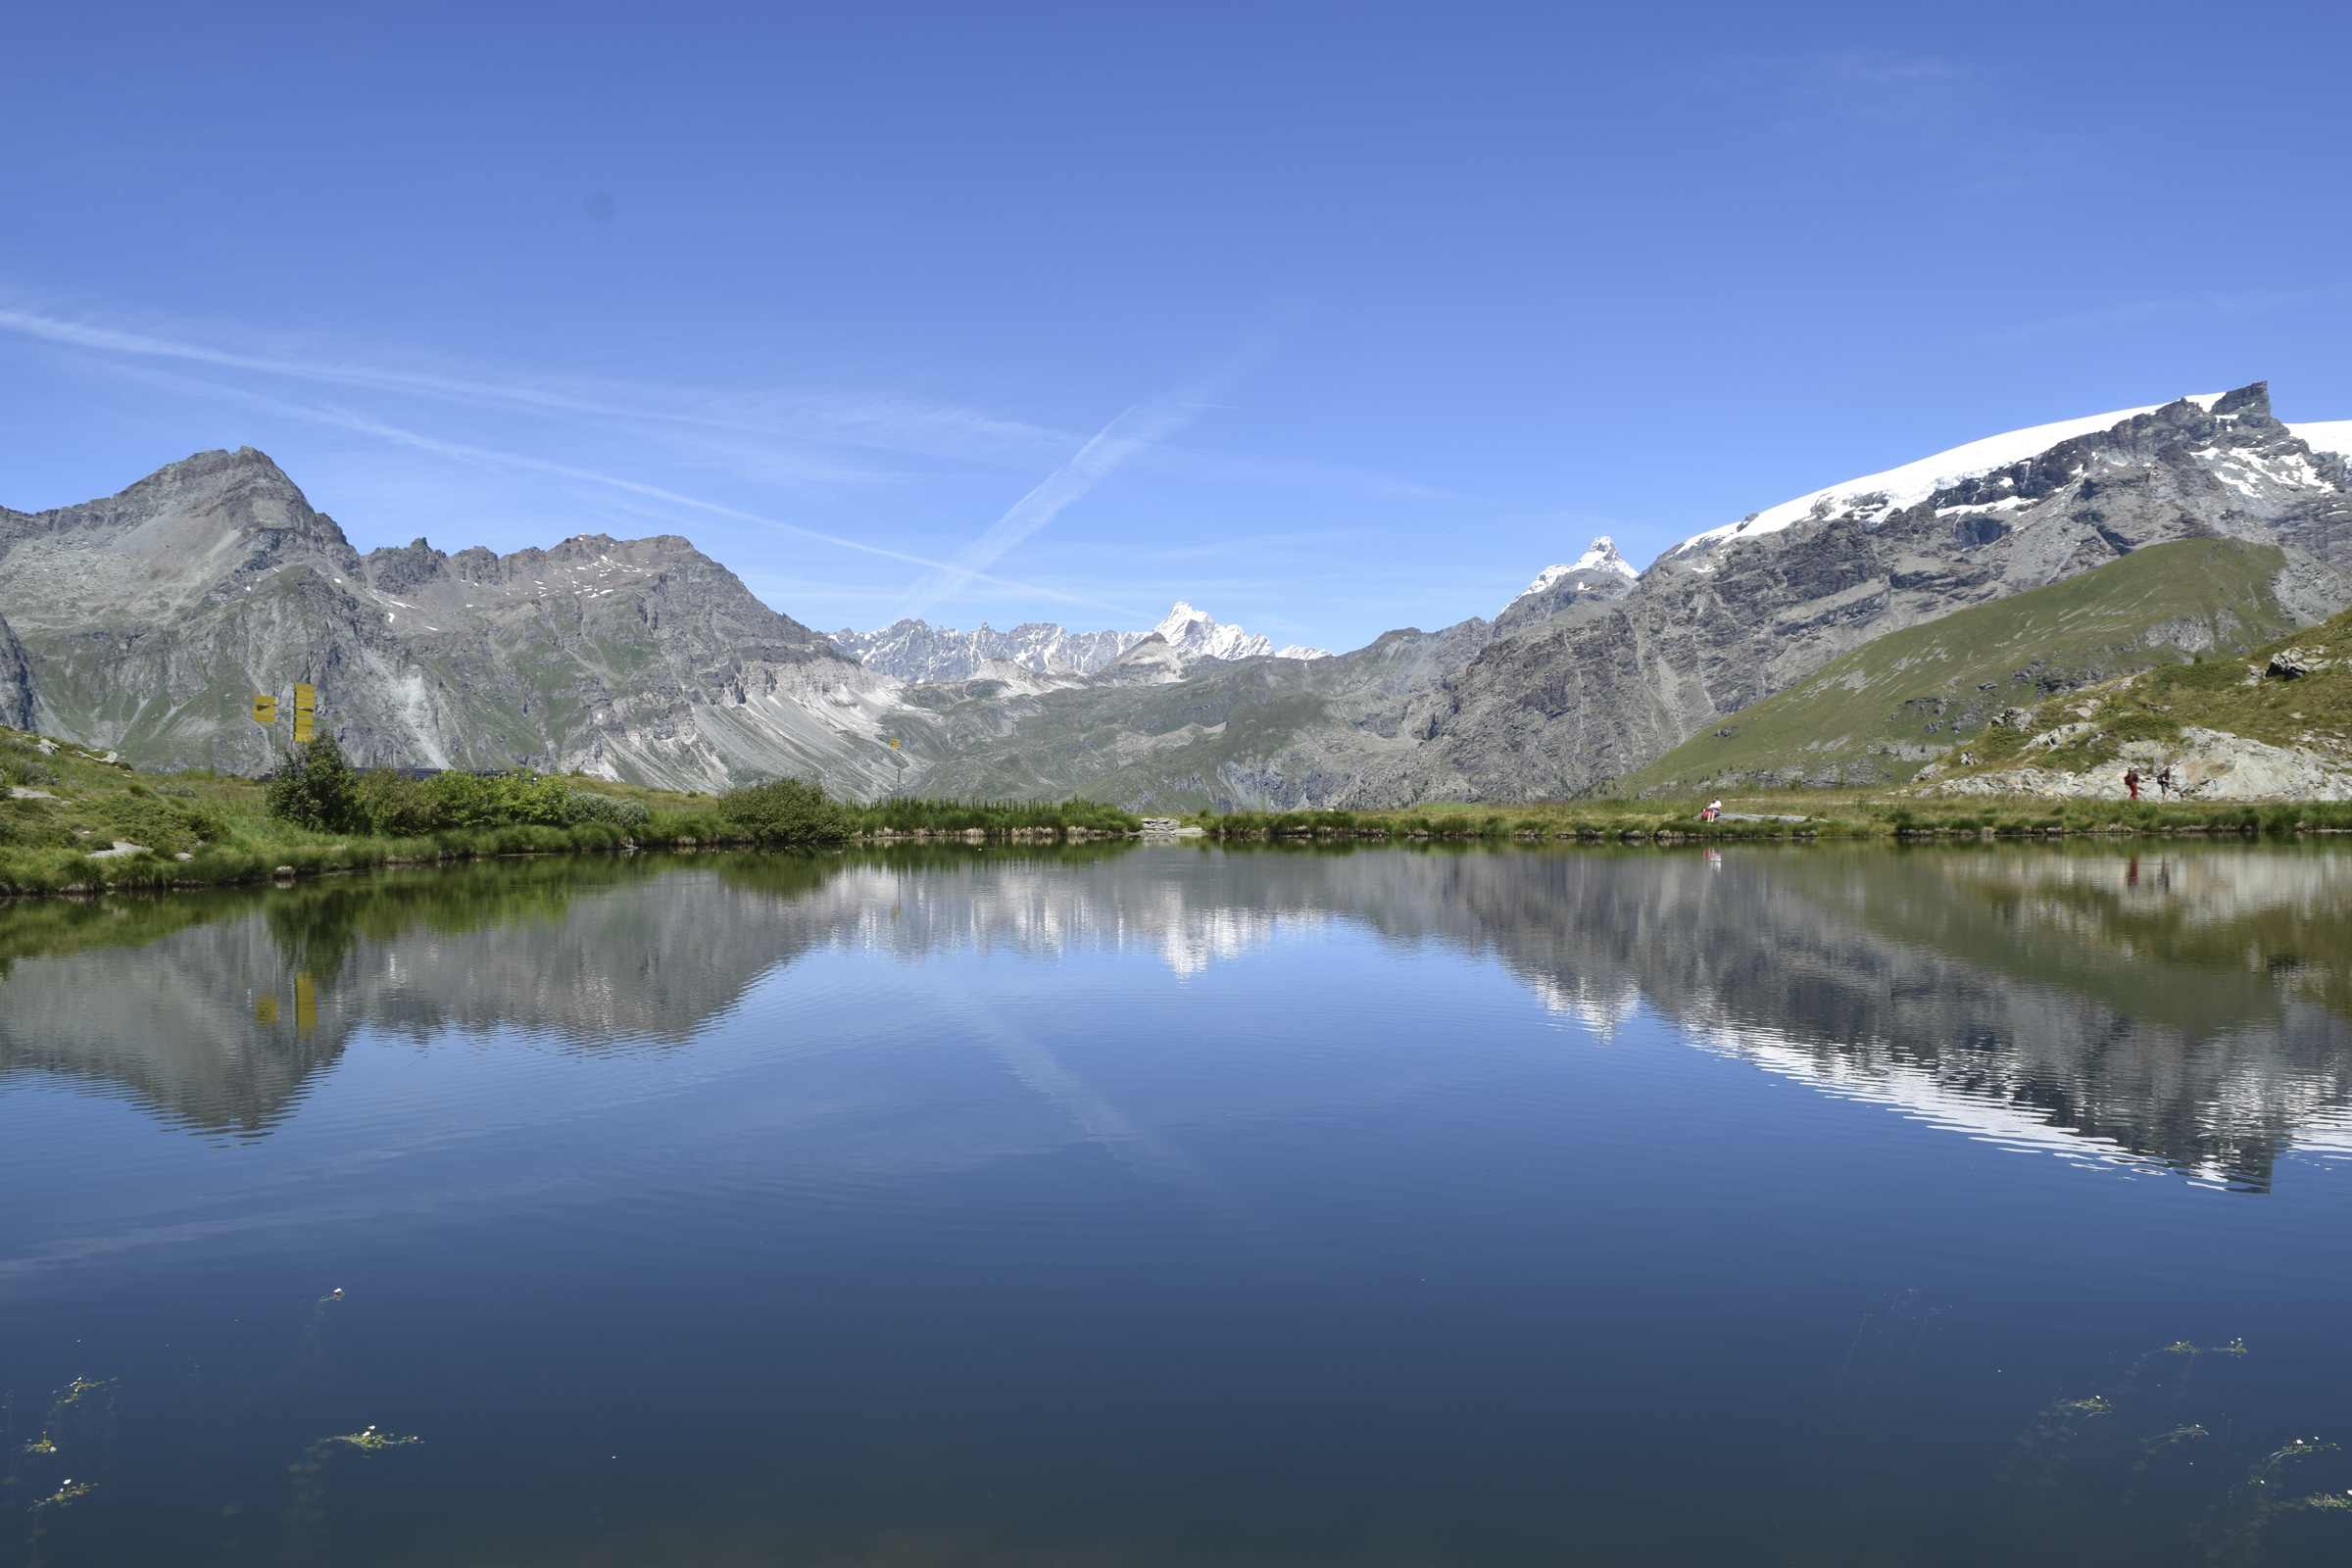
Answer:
[
  {"left": 4, "top": 382, "right": 2348, "bottom": 806},
  {"left": 828, "top": 602, "right": 1330, "bottom": 682}
]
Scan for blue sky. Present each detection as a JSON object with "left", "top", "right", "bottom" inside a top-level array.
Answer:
[{"left": 4, "top": 2, "right": 2349, "bottom": 655}]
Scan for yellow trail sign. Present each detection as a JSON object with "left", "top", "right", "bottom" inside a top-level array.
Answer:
[
  {"left": 252, "top": 695, "right": 277, "bottom": 724},
  {"left": 293, "top": 682, "right": 317, "bottom": 743}
]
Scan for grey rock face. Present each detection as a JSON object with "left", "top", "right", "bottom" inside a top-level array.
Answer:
[
  {"left": 0, "top": 448, "right": 915, "bottom": 792},
  {"left": 0, "top": 613, "right": 33, "bottom": 731}
]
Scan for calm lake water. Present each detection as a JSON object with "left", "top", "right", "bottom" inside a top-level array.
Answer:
[{"left": 3, "top": 842, "right": 2350, "bottom": 1567}]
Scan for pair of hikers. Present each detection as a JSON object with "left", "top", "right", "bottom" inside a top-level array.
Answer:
[{"left": 2123, "top": 767, "right": 2178, "bottom": 802}]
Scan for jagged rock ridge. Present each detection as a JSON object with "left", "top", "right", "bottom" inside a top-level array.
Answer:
[{"left": 0, "top": 448, "right": 918, "bottom": 793}]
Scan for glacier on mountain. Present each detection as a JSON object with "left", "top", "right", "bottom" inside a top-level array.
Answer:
[{"left": 1665, "top": 395, "right": 2254, "bottom": 561}]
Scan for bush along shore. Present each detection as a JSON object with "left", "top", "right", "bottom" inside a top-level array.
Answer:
[
  {"left": 0, "top": 731, "right": 1143, "bottom": 897},
  {"left": 1195, "top": 795, "right": 2352, "bottom": 842}
]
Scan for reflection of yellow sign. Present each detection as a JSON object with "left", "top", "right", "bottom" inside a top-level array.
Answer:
[
  {"left": 255, "top": 995, "right": 278, "bottom": 1024},
  {"left": 293, "top": 683, "right": 316, "bottom": 744},
  {"left": 295, "top": 973, "right": 317, "bottom": 1032},
  {"left": 253, "top": 695, "right": 277, "bottom": 724}
]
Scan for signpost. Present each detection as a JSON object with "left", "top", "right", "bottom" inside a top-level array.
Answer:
[{"left": 251, "top": 683, "right": 319, "bottom": 747}]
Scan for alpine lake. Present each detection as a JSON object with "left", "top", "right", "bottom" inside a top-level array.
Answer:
[{"left": 3, "top": 838, "right": 2350, "bottom": 1567}]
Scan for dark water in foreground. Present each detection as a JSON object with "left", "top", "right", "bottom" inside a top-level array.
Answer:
[{"left": 3, "top": 842, "right": 2350, "bottom": 1567}]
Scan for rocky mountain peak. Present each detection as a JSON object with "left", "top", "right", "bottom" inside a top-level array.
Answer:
[
  {"left": 363, "top": 537, "right": 448, "bottom": 595},
  {"left": 2213, "top": 381, "right": 2272, "bottom": 419},
  {"left": 1492, "top": 537, "right": 1642, "bottom": 635},
  {"left": 1150, "top": 602, "right": 1330, "bottom": 662}
]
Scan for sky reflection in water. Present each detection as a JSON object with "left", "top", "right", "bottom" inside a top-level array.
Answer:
[{"left": 2, "top": 842, "right": 2349, "bottom": 1566}]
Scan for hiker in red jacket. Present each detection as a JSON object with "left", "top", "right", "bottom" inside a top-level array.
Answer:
[{"left": 2125, "top": 767, "right": 2141, "bottom": 801}]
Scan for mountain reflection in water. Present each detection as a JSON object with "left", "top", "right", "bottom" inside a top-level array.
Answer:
[{"left": 3, "top": 842, "right": 2347, "bottom": 1187}]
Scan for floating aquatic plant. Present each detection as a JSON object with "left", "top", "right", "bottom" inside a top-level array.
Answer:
[
  {"left": 30, "top": 1478, "right": 93, "bottom": 1511},
  {"left": 323, "top": 1426, "right": 418, "bottom": 1452},
  {"left": 2141, "top": 1424, "right": 2210, "bottom": 1451}
]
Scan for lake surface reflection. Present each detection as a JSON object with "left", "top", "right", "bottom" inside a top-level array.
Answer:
[{"left": 3, "top": 843, "right": 2350, "bottom": 1565}]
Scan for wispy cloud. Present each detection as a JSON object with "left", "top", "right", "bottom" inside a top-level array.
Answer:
[
  {"left": 83, "top": 356, "right": 1149, "bottom": 618},
  {"left": 0, "top": 295, "right": 1071, "bottom": 471},
  {"left": 1697, "top": 48, "right": 2078, "bottom": 196},
  {"left": 894, "top": 346, "right": 1264, "bottom": 621}
]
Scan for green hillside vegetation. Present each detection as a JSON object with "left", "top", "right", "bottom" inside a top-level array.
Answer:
[
  {"left": 1616, "top": 537, "right": 2314, "bottom": 795},
  {"left": 1931, "top": 602, "right": 2352, "bottom": 783}
]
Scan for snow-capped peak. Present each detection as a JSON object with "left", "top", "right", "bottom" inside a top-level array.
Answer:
[
  {"left": 1151, "top": 602, "right": 1330, "bottom": 663},
  {"left": 1669, "top": 394, "right": 2230, "bottom": 559},
  {"left": 1515, "top": 538, "right": 1637, "bottom": 602},
  {"left": 1572, "top": 537, "right": 1637, "bottom": 578}
]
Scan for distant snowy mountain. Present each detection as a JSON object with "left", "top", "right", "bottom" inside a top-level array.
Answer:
[
  {"left": 834, "top": 602, "right": 1327, "bottom": 681},
  {"left": 1514, "top": 538, "right": 1638, "bottom": 601},
  {"left": 828, "top": 619, "right": 1145, "bottom": 682},
  {"left": 1151, "top": 602, "right": 1330, "bottom": 662},
  {"left": 1491, "top": 536, "right": 1640, "bottom": 634}
]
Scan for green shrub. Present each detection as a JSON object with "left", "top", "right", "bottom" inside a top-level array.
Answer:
[
  {"left": 718, "top": 776, "right": 850, "bottom": 845},
  {"left": 358, "top": 769, "right": 437, "bottom": 836},
  {"left": 266, "top": 737, "right": 365, "bottom": 832},
  {"left": 568, "top": 789, "right": 650, "bottom": 829}
]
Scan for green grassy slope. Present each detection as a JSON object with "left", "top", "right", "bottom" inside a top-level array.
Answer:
[
  {"left": 1615, "top": 538, "right": 2317, "bottom": 794},
  {"left": 1943, "top": 602, "right": 2352, "bottom": 780}
]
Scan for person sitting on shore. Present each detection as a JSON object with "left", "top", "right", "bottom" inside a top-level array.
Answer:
[{"left": 1699, "top": 800, "right": 1723, "bottom": 822}]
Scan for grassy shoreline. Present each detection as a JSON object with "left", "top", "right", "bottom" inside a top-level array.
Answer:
[
  {"left": 0, "top": 729, "right": 1148, "bottom": 897},
  {"left": 9, "top": 725, "right": 2350, "bottom": 900}
]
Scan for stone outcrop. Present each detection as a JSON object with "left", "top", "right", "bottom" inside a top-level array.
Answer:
[{"left": 1924, "top": 726, "right": 2352, "bottom": 803}]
